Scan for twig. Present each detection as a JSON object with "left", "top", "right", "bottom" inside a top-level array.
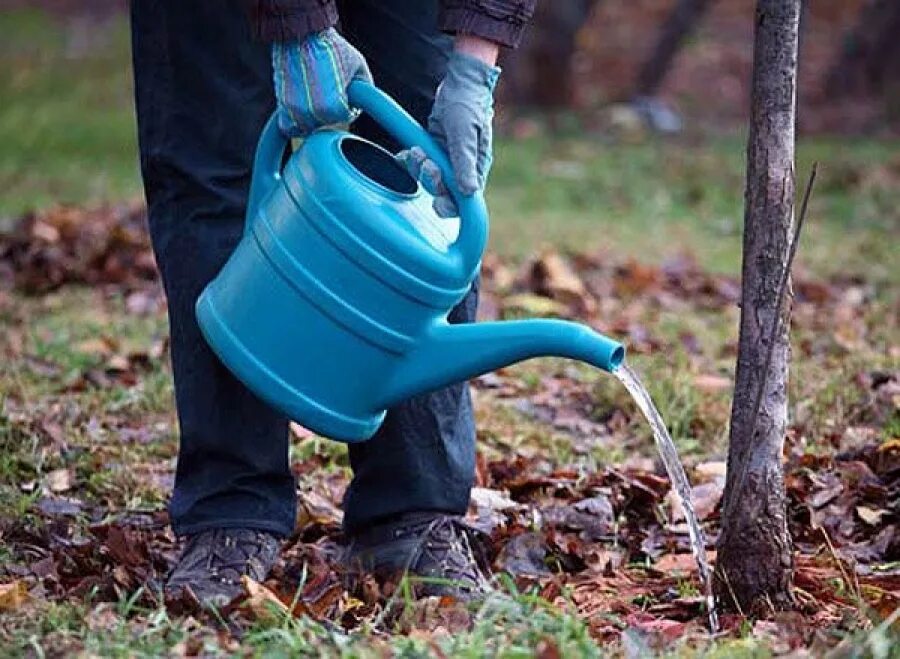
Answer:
[
  {"left": 747, "top": 163, "right": 817, "bottom": 449},
  {"left": 725, "top": 163, "right": 818, "bottom": 519},
  {"left": 819, "top": 527, "right": 861, "bottom": 603},
  {"left": 716, "top": 567, "right": 745, "bottom": 618}
]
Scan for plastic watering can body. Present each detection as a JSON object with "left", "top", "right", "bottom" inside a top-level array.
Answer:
[{"left": 197, "top": 81, "right": 624, "bottom": 443}]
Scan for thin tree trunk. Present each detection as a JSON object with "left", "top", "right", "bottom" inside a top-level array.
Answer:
[
  {"left": 634, "top": 0, "right": 716, "bottom": 97},
  {"left": 715, "top": 0, "right": 799, "bottom": 615},
  {"left": 825, "top": 0, "right": 900, "bottom": 98},
  {"left": 500, "top": 0, "right": 601, "bottom": 108}
]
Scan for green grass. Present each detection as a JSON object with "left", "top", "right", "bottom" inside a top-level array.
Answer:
[
  {"left": 489, "top": 134, "right": 900, "bottom": 287},
  {"left": 0, "top": 10, "right": 140, "bottom": 217}
]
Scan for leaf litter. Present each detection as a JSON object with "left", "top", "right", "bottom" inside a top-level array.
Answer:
[{"left": 0, "top": 203, "right": 898, "bottom": 653}]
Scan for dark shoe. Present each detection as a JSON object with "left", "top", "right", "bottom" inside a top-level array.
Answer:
[
  {"left": 345, "top": 512, "right": 490, "bottom": 600},
  {"left": 165, "top": 528, "right": 280, "bottom": 610}
]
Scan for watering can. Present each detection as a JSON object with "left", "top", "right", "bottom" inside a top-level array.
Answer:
[{"left": 196, "top": 80, "right": 625, "bottom": 443}]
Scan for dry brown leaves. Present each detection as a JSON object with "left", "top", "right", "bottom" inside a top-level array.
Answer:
[
  {"left": 1, "top": 204, "right": 898, "bottom": 650},
  {"left": 0, "top": 202, "right": 157, "bottom": 293}
]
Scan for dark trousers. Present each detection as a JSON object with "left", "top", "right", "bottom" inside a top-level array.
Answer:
[{"left": 130, "top": 0, "right": 477, "bottom": 537}]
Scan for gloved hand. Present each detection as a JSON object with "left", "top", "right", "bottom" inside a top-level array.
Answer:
[
  {"left": 272, "top": 28, "right": 372, "bottom": 137},
  {"left": 400, "top": 51, "right": 501, "bottom": 217}
]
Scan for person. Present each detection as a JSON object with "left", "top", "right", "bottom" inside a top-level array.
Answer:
[{"left": 129, "top": 0, "right": 536, "bottom": 608}]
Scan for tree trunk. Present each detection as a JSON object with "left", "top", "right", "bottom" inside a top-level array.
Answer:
[
  {"left": 499, "top": 0, "right": 600, "bottom": 108},
  {"left": 715, "top": 0, "right": 799, "bottom": 615},
  {"left": 634, "top": 0, "right": 716, "bottom": 97},
  {"left": 824, "top": 0, "right": 900, "bottom": 99}
]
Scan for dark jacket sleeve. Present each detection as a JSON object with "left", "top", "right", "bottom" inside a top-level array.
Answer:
[
  {"left": 244, "top": 0, "right": 338, "bottom": 42},
  {"left": 439, "top": 0, "right": 537, "bottom": 48},
  {"left": 246, "top": 0, "right": 535, "bottom": 47}
]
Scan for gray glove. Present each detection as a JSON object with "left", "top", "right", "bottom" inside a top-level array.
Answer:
[{"left": 400, "top": 51, "right": 500, "bottom": 217}]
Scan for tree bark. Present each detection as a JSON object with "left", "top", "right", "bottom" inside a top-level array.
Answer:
[
  {"left": 499, "top": 0, "right": 601, "bottom": 108},
  {"left": 634, "top": 0, "right": 716, "bottom": 97},
  {"left": 715, "top": 0, "right": 799, "bottom": 615}
]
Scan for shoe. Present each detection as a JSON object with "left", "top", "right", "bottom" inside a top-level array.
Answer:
[
  {"left": 631, "top": 95, "right": 684, "bottom": 134},
  {"left": 345, "top": 512, "right": 490, "bottom": 600},
  {"left": 165, "top": 528, "right": 280, "bottom": 610}
]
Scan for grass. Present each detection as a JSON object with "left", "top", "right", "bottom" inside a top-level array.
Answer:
[
  {"left": 0, "top": 10, "right": 139, "bottom": 216},
  {"left": 1, "top": 587, "right": 609, "bottom": 658},
  {"left": 23, "top": 582, "right": 895, "bottom": 658},
  {"left": 2, "top": 9, "right": 898, "bottom": 288},
  {"left": 490, "top": 134, "right": 900, "bottom": 287},
  {"left": 1, "top": 7, "right": 898, "bottom": 657}
]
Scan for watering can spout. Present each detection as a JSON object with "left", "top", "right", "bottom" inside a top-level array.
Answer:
[
  {"left": 197, "top": 79, "right": 628, "bottom": 443},
  {"left": 382, "top": 319, "right": 626, "bottom": 408}
]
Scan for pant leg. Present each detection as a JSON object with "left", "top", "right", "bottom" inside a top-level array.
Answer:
[
  {"left": 130, "top": 0, "right": 295, "bottom": 537},
  {"left": 338, "top": 0, "right": 479, "bottom": 533}
]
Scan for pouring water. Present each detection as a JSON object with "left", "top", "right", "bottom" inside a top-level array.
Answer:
[{"left": 613, "top": 362, "right": 720, "bottom": 633}]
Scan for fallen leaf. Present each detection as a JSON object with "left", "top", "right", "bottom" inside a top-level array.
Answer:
[
  {"left": 242, "top": 576, "right": 289, "bottom": 622},
  {"left": 94, "top": 524, "right": 150, "bottom": 568},
  {"left": 30, "top": 557, "right": 57, "bottom": 581},
  {"left": 808, "top": 480, "right": 844, "bottom": 508},
  {"left": 535, "top": 637, "right": 562, "bottom": 659},
  {"left": 667, "top": 480, "right": 723, "bottom": 522},
  {"left": 694, "top": 461, "right": 727, "bottom": 481},
  {"left": 654, "top": 551, "right": 717, "bottom": 575},
  {"left": 693, "top": 374, "right": 732, "bottom": 393},
  {"left": 45, "top": 468, "right": 73, "bottom": 493},
  {"left": 614, "top": 260, "right": 662, "bottom": 296},
  {"left": 73, "top": 337, "right": 117, "bottom": 357},
  {"left": 584, "top": 547, "right": 626, "bottom": 575},
  {"left": 290, "top": 422, "right": 315, "bottom": 440},
  {"left": 30, "top": 219, "right": 60, "bottom": 243},
  {"left": 302, "top": 581, "right": 344, "bottom": 618},
  {"left": 295, "top": 491, "right": 343, "bottom": 530},
  {"left": 845, "top": 526, "right": 897, "bottom": 563},
  {"left": 35, "top": 496, "right": 83, "bottom": 516},
  {"left": 502, "top": 293, "right": 569, "bottom": 318},
  {"left": 573, "top": 494, "right": 615, "bottom": 519},
  {"left": 1, "top": 202, "right": 157, "bottom": 293},
  {"left": 624, "top": 613, "right": 686, "bottom": 644},
  {"left": 481, "top": 252, "right": 515, "bottom": 291},
  {"left": 530, "top": 250, "right": 597, "bottom": 315},
  {"left": 875, "top": 439, "right": 900, "bottom": 474},
  {"left": 469, "top": 487, "right": 518, "bottom": 512},
  {"left": 496, "top": 532, "right": 551, "bottom": 576},
  {"left": 105, "top": 354, "right": 132, "bottom": 373},
  {"left": 0, "top": 581, "right": 29, "bottom": 611},
  {"left": 856, "top": 505, "right": 887, "bottom": 526}
]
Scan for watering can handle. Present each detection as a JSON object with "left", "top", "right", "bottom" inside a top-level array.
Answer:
[
  {"left": 347, "top": 80, "right": 488, "bottom": 279},
  {"left": 247, "top": 82, "right": 488, "bottom": 279},
  {"left": 246, "top": 112, "right": 289, "bottom": 234}
]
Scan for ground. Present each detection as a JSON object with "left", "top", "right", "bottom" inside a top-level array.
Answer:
[{"left": 0, "top": 8, "right": 899, "bottom": 657}]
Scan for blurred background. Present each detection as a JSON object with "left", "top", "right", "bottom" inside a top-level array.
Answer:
[{"left": 0, "top": 0, "right": 898, "bottom": 282}]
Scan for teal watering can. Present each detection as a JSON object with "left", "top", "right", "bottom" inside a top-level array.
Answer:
[{"left": 196, "top": 81, "right": 624, "bottom": 443}]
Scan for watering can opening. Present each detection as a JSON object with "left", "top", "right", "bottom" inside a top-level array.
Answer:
[
  {"left": 196, "top": 81, "right": 626, "bottom": 444},
  {"left": 339, "top": 137, "right": 418, "bottom": 197}
]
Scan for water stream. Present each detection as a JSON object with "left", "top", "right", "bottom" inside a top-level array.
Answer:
[{"left": 613, "top": 362, "right": 720, "bottom": 633}]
